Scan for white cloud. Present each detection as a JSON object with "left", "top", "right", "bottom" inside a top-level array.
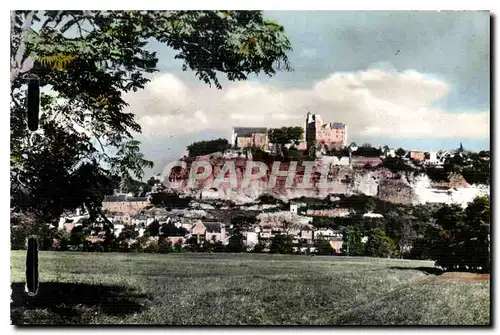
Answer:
[
  {"left": 299, "top": 48, "right": 318, "bottom": 59},
  {"left": 123, "top": 69, "right": 489, "bottom": 140}
]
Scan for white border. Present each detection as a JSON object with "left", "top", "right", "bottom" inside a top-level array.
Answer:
[{"left": 1, "top": 2, "right": 497, "bottom": 334}]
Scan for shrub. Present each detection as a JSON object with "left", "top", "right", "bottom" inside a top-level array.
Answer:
[
  {"left": 270, "top": 234, "right": 293, "bottom": 254},
  {"left": 158, "top": 238, "right": 173, "bottom": 254}
]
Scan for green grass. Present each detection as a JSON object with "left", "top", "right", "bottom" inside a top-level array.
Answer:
[{"left": 10, "top": 251, "right": 490, "bottom": 325}]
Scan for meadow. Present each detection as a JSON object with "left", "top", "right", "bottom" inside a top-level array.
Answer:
[{"left": 10, "top": 251, "right": 490, "bottom": 325}]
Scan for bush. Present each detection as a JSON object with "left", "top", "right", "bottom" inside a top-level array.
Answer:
[
  {"left": 118, "top": 240, "right": 131, "bottom": 252},
  {"left": 341, "top": 227, "right": 364, "bottom": 256},
  {"left": 425, "top": 166, "right": 449, "bottom": 182},
  {"left": 315, "top": 239, "right": 335, "bottom": 255},
  {"left": 227, "top": 231, "right": 246, "bottom": 253},
  {"left": 252, "top": 241, "right": 266, "bottom": 253},
  {"left": 355, "top": 145, "right": 382, "bottom": 157},
  {"left": 257, "top": 194, "right": 282, "bottom": 205},
  {"left": 158, "top": 237, "right": 173, "bottom": 254},
  {"left": 174, "top": 240, "right": 183, "bottom": 252},
  {"left": 270, "top": 234, "right": 293, "bottom": 254},
  {"left": 383, "top": 156, "right": 414, "bottom": 173},
  {"left": 144, "top": 240, "right": 160, "bottom": 253}
]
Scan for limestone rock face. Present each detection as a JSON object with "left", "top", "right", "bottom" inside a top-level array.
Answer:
[
  {"left": 162, "top": 153, "right": 489, "bottom": 206},
  {"left": 377, "top": 178, "right": 415, "bottom": 205}
]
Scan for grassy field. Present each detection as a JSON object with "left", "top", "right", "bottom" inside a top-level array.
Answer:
[{"left": 11, "top": 251, "right": 490, "bottom": 325}]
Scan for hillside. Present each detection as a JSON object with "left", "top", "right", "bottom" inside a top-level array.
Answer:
[{"left": 161, "top": 152, "right": 489, "bottom": 207}]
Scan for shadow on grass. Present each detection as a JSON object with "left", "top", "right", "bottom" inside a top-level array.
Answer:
[
  {"left": 11, "top": 282, "right": 151, "bottom": 325},
  {"left": 389, "top": 266, "right": 445, "bottom": 275}
]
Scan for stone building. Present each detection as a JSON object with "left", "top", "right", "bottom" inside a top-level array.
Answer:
[
  {"left": 102, "top": 195, "right": 150, "bottom": 214},
  {"left": 305, "top": 112, "right": 347, "bottom": 150},
  {"left": 191, "top": 219, "right": 227, "bottom": 243},
  {"left": 410, "top": 151, "right": 426, "bottom": 161},
  {"left": 231, "top": 127, "right": 269, "bottom": 149}
]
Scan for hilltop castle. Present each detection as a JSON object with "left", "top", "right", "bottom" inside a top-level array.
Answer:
[
  {"left": 230, "top": 112, "right": 347, "bottom": 152},
  {"left": 305, "top": 112, "right": 347, "bottom": 150}
]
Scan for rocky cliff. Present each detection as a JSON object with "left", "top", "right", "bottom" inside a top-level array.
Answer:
[{"left": 162, "top": 153, "right": 489, "bottom": 207}]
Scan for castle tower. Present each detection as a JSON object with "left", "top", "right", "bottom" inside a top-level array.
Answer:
[{"left": 305, "top": 111, "right": 317, "bottom": 150}]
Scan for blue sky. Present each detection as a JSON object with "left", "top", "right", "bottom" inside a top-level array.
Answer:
[{"left": 123, "top": 11, "right": 490, "bottom": 175}]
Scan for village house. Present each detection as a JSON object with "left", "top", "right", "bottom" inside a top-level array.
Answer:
[
  {"left": 424, "top": 151, "right": 444, "bottom": 166},
  {"left": 298, "top": 224, "right": 314, "bottom": 241},
  {"left": 312, "top": 228, "right": 345, "bottom": 253},
  {"left": 205, "top": 222, "right": 227, "bottom": 243},
  {"left": 231, "top": 127, "right": 269, "bottom": 149},
  {"left": 256, "top": 225, "right": 275, "bottom": 239},
  {"left": 102, "top": 195, "right": 150, "bottom": 214},
  {"left": 410, "top": 150, "right": 426, "bottom": 161},
  {"left": 243, "top": 230, "right": 259, "bottom": 249},
  {"left": 329, "top": 238, "right": 343, "bottom": 253},
  {"left": 191, "top": 220, "right": 227, "bottom": 243},
  {"left": 109, "top": 213, "right": 132, "bottom": 225},
  {"left": 131, "top": 214, "right": 148, "bottom": 227},
  {"left": 59, "top": 215, "right": 89, "bottom": 231},
  {"left": 315, "top": 229, "right": 343, "bottom": 240}
]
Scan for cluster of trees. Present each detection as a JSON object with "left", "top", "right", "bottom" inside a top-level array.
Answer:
[
  {"left": 267, "top": 126, "right": 304, "bottom": 155},
  {"left": 442, "top": 149, "right": 490, "bottom": 185},
  {"left": 352, "top": 144, "right": 383, "bottom": 157},
  {"left": 341, "top": 196, "right": 489, "bottom": 272},
  {"left": 383, "top": 155, "right": 415, "bottom": 174},
  {"left": 186, "top": 138, "right": 231, "bottom": 157},
  {"left": 149, "top": 192, "right": 192, "bottom": 209},
  {"left": 340, "top": 227, "right": 397, "bottom": 258},
  {"left": 280, "top": 193, "right": 490, "bottom": 272},
  {"left": 411, "top": 196, "right": 490, "bottom": 272},
  {"left": 326, "top": 147, "right": 350, "bottom": 158}
]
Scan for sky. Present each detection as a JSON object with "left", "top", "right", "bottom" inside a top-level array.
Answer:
[{"left": 119, "top": 11, "right": 490, "bottom": 176}]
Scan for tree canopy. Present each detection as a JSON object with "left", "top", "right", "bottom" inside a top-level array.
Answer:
[
  {"left": 11, "top": 10, "right": 293, "bottom": 223},
  {"left": 365, "top": 228, "right": 397, "bottom": 258},
  {"left": 430, "top": 197, "right": 490, "bottom": 272},
  {"left": 267, "top": 126, "right": 303, "bottom": 146},
  {"left": 186, "top": 138, "right": 230, "bottom": 157}
]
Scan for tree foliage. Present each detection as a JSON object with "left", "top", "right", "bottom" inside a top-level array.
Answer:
[
  {"left": 341, "top": 227, "right": 364, "bottom": 256},
  {"left": 146, "top": 219, "right": 161, "bottom": 237},
  {"left": 268, "top": 126, "right": 303, "bottom": 146},
  {"left": 11, "top": 10, "right": 292, "bottom": 225},
  {"left": 365, "top": 228, "right": 397, "bottom": 258},
  {"left": 353, "top": 144, "right": 382, "bottom": 157},
  {"left": 270, "top": 233, "right": 293, "bottom": 254},
  {"left": 159, "top": 222, "right": 188, "bottom": 237},
  {"left": 395, "top": 148, "right": 406, "bottom": 157},
  {"left": 425, "top": 197, "right": 490, "bottom": 272},
  {"left": 186, "top": 138, "right": 230, "bottom": 157},
  {"left": 227, "top": 228, "right": 246, "bottom": 253}
]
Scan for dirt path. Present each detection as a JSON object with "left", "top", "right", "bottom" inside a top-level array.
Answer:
[{"left": 415, "top": 272, "right": 490, "bottom": 284}]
